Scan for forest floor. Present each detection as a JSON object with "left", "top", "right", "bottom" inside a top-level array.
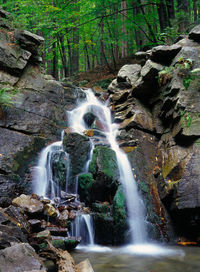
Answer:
[{"left": 73, "top": 55, "right": 137, "bottom": 89}]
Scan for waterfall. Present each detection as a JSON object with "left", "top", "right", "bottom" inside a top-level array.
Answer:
[
  {"left": 68, "top": 89, "right": 147, "bottom": 244},
  {"left": 71, "top": 213, "right": 94, "bottom": 245}
]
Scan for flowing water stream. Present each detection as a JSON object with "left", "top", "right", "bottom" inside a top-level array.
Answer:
[
  {"left": 32, "top": 88, "right": 188, "bottom": 263},
  {"left": 68, "top": 89, "right": 147, "bottom": 244}
]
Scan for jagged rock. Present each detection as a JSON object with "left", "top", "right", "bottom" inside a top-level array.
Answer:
[
  {"left": 89, "top": 146, "right": 119, "bottom": 202},
  {"left": 0, "top": 31, "right": 32, "bottom": 75},
  {"left": 189, "top": 24, "right": 200, "bottom": 42},
  {"left": 12, "top": 194, "right": 44, "bottom": 214},
  {"left": 0, "top": 243, "right": 46, "bottom": 272},
  {"left": 110, "top": 89, "right": 131, "bottom": 105},
  {"left": 150, "top": 44, "right": 182, "bottom": 65},
  {"left": 68, "top": 210, "right": 77, "bottom": 220},
  {"left": 117, "top": 64, "right": 141, "bottom": 87},
  {"left": 141, "top": 60, "right": 163, "bottom": 80},
  {"left": 135, "top": 51, "right": 150, "bottom": 65},
  {"left": 0, "top": 209, "right": 28, "bottom": 249}
]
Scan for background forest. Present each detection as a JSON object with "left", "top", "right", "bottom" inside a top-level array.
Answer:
[{"left": 1, "top": 0, "right": 200, "bottom": 80}]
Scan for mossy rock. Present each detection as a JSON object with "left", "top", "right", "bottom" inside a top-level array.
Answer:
[
  {"left": 78, "top": 173, "right": 95, "bottom": 204},
  {"left": 93, "top": 212, "right": 114, "bottom": 245},
  {"left": 92, "top": 202, "right": 111, "bottom": 213},
  {"left": 112, "top": 185, "right": 128, "bottom": 244},
  {"left": 89, "top": 146, "right": 119, "bottom": 202},
  {"left": 52, "top": 151, "right": 68, "bottom": 191},
  {"left": 39, "top": 238, "right": 79, "bottom": 251}
]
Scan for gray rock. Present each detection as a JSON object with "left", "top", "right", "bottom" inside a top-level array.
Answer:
[
  {"left": 172, "top": 46, "right": 199, "bottom": 68},
  {"left": 141, "top": 60, "right": 163, "bottom": 80},
  {"left": 150, "top": 44, "right": 182, "bottom": 65},
  {"left": 0, "top": 243, "right": 46, "bottom": 272},
  {"left": 0, "top": 31, "right": 31, "bottom": 75},
  {"left": 117, "top": 64, "right": 141, "bottom": 87},
  {"left": 189, "top": 24, "right": 200, "bottom": 42}
]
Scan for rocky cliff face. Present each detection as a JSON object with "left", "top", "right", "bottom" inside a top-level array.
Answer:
[
  {"left": 0, "top": 11, "right": 84, "bottom": 208},
  {"left": 108, "top": 25, "right": 200, "bottom": 243}
]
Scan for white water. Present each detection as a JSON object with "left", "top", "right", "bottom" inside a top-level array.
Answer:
[
  {"left": 68, "top": 89, "right": 147, "bottom": 244},
  {"left": 32, "top": 141, "right": 63, "bottom": 198},
  {"left": 71, "top": 213, "right": 94, "bottom": 245}
]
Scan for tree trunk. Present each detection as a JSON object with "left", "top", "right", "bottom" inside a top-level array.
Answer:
[
  {"left": 121, "top": 0, "right": 128, "bottom": 58},
  {"left": 193, "top": 0, "right": 197, "bottom": 22},
  {"left": 157, "top": 0, "right": 169, "bottom": 31},
  {"left": 165, "top": 0, "right": 175, "bottom": 20},
  {"left": 52, "top": 42, "right": 58, "bottom": 80},
  {"left": 59, "top": 35, "right": 68, "bottom": 78}
]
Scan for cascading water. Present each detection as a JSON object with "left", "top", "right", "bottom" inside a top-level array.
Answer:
[
  {"left": 67, "top": 89, "right": 147, "bottom": 245},
  {"left": 71, "top": 213, "right": 94, "bottom": 245}
]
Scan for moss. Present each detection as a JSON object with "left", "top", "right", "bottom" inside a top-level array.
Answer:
[
  {"left": 112, "top": 185, "right": 128, "bottom": 243},
  {"left": 12, "top": 136, "right": 46, "bottom": 176},
  {"left": 138, "top": 181, "right": 149, "bottom": 193},
  {"left": 92, "top": 202, "right": 110, "bottom": 213},
  {"left": 89, "top": 146, "right": 118, "bottom": 180},
  {"left": 93, "top": 78, "right": 112, "bottom": 90},
  {"left": 78, "top": 173, "right": 95, "bottom": 204}
]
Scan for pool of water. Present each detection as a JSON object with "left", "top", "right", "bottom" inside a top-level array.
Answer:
[{"left": 72, "top": 244, "right": 200, "bottom": 272}]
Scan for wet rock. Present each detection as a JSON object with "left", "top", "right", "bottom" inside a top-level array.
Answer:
[
  {"left": 29, "top": 219, "right": 42, "bottom": 233},
  {"left": 51, "top": 236, "right": 81, "bottom": 251},
  {"left": 0, "top": 243, "right": 46, "bottom": 272},
  {"left": 12, "top": 194, "right": 44, "bottom": 214},
  {"left": 150, "top": 44, "right": 182, "bottom": 65},
  {"left": 68, "top": 210, "right": 77, "bottom": 220},
  {"left": 92, "top": 202, "right": 111, "bottom": 213},
  {"left": 89, "top": 146, "right": 119, "bottom": 202},
  {"left": 36, "top": 230, "right": 51, "bottom": 242},
  {"left": 112, "top": 185, "right": 128, "bottom": 244},
  {"left": 56, "top": 210, "right": 69, "bottom": 228},
  {"left": 46, "top": 227, "right": 68, "bottom": 237},
  {"left": 78, "top": 173, "right": 95, "bottom": 204},
  {"left": 83, "top": 112, "right": 96, "bottom": 128},
  {"left": 63, "top": 132, "right": 90, "bottom": 190},
  {"left": 189, "top": 24, "right": 200, "bottom": 42},
  {"left": 44, "top": 204, "right": 58, "bottom": 217}
]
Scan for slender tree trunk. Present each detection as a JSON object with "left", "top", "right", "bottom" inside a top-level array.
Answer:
[
  {"left": 100, "top": 17, "right": 104, "bottom": 65},
  {"left": 121, "top": 0, "right": 128, "bottom": 58},
  {"left": 157, "top": 0, "right": 169, "bottom": 31},
  {"left": 67, "top": 36, "right": 73, "bottom": 76},
  {"left": 193, "top": 0, "right": 197, "bottom": 22},
  {"left": 52, "top": 42, "right": 58, "bottom": 80},
  {"left": 139, "top": 0, "right": 157, "bottom": 43},
  {"left": 72, "top": 28, "right": 79, "bottom": 74},
  {"left": 59, "top": 35, "right": 68, "bottom": 77},
  {"left": 165, "top": 0, "right": 175, "bottom": 20}
]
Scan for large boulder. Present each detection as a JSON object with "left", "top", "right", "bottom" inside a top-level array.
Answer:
[
  {"left": 0, "top": 243, "right": 46, "bottom": 272},
  {"left": 89, "top": 146, "right": 119, "bottom": 202},
  {"left": 63, "top": 132, "right": 90, "bottom": 191},
  {"left": 189, "top": 24, "right": 200, "bottom": 42}
]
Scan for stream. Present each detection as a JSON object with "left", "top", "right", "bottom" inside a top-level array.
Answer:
[{"left": 72, "top": 246, "right": 200, "bottom": 272}]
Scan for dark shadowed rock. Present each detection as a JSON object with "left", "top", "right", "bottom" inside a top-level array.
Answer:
[
  {"left": 189, "top": 25, "right": 200, "bottom": 42},
  {"left": 150, "top": 44, "right": 182, "bottom": 65}
]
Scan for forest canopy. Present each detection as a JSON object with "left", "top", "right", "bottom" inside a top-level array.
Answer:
[{"left": 1, "top": 0, "right": 199, "bottom": 79}]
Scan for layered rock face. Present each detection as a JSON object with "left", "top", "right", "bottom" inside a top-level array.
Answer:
[
  {"left": 108, "top": 26, "right": 200, "bottom": 242},
  {"left": 0, "top": 11, "right": 84, "bottom": 206}
]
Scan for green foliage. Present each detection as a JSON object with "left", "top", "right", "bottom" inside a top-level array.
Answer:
[{"left": 0, "top": 87, "right": 19, "bottom": 107}]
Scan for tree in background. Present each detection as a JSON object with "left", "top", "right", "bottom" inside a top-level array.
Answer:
[{"left": 0, "top": 0, "right": 200, "bottom": 79}]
